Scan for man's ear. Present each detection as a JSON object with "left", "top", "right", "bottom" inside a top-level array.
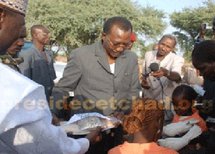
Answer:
[
  {"left": 101, "top": 32, "right": 106, "bottom": 40},
  {"left": 171, "top": 46, "right": 176, "bottom": 52},
  {"left": 0, "top": 9, "right": 6, "bottom": 29},
  {"left": 102, "top": 32, "right": 106, "bottom": 36}
]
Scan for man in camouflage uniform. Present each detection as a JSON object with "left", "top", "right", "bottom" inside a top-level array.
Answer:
[
  {"left": 0, "top": 54, "right": 23, "bottom": 71},
  {"left": 0, "top": 25, "right": 26, "bottom": 71}
]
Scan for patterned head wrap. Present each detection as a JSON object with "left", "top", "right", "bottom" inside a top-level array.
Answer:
[{"left": 0, "top": 0, "right": 28, "bottom": 15}]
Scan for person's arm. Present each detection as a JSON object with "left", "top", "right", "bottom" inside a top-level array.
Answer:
[
  {"left": 0, "top": 70, "right": 100, "bottom": 154},
  {"left": 19, "top": 50, "right": 33, "bottom": 79},
  {"left": 152, "top": 56, "right": 184, "bottom": 83},
  {"left": 53, "top": 50, "right": 82, "bottom": 95},
  {"left": 168, "top": 55, "right": 184, "bottom": 82},
  {"left": 160, "top": 67, "right": 182, "bottom": 82},
  {"left": 0, "top": 119, "right": 90, "bottom": 154},
  {"left": 130, "top": 55, "right": 141, "bottom": 98},
  {"left": 51, "top": 50, "right": 82, "bottom": 117},
  {"left": 48, "top": 50, "right": 57, "bottom": 80}
]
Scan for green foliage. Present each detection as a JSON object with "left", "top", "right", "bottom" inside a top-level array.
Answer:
[
  {"left": 170, "top": 0, "right": 215, "bottom": 61},
  {"left": 26, "top": 0, "right": 166, "bottom": 56}
]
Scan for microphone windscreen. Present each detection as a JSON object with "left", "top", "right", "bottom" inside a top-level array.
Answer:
[{"left": 149, "top": 63, "right": 159, "bottom": 72}]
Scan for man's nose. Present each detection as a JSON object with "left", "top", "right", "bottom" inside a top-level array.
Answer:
[
  {"left": 115, "top": 46, "right": 125, "bottom": 52},
  {"left": 161, "top": 45, "right": 167, "bottom": 51}
]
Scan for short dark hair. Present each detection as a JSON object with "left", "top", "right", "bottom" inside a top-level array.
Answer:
[
  {"left": 172, "top": 84, "right": 198, "bottom": 106},
  {"left": 31, "top": 25, "right": 50, "bottom": 37},
  {"left": 192, "top": 40, "right": 215, "bottom": 81},
  {"left": 103, "top": 16, "right": 132, "bottom": 34}
]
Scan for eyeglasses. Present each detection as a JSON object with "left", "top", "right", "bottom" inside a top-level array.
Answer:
[{"left": 106, "top": 36, "right": 132, "bottom": 49}]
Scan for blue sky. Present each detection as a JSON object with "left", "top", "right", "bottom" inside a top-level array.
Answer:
[
  {"left": 136, "top": 0, "right": 206, "bottom": 14},
  {"left": 135, "top": 0, "right": 210, "bottom": 33}
]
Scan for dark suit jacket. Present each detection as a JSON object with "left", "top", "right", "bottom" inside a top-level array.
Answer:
[
  {"left": 52, "top": 41, "right": 141, "bottom": 116},
  {"left": 19, "top": 45, "right": 56, "bottom": 99}
]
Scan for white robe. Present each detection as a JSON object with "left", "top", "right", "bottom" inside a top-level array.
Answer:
[
  {"left": 0, "top": 63, "right": 89, "bottom": 154},
  {"left": 142, "top": 51, "right": 184, "bottom": 104}
]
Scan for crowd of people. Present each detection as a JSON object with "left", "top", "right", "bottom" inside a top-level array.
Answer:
[
  {"left": 0, "top": 0, "right": 215, "bottom": 154},
  {"left": 0, "top": 1, "right": 100, "bottom": 153}
]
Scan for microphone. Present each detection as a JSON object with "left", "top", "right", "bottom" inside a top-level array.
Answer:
[
  {"left": 149, "top": 62, "right": 159, "bottom": 72},
  {"left": 143, "top": 62, "right": 159, "bottom": 77}
]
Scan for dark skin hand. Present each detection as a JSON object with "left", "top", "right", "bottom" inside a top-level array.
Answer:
[
  {"left": 141, "top": 67, "right": 181, "bottom": 89},
  {"left": 141, "top": 75, "right": 150, "bottom": 89},
  {"left": 151, "top": 67, "right": 167, "bottom": 78},
  {"left": 86, "top": 127, "right": 102, "bottom": 144},
  {"left": 113, "top": 111, "right": 124, "bottom": 121},
  {"left": 51, "top": 113, "right": 63, "bottom": 126},
  {"left": 86, "top": 111, "right": 123, "bottom": 144},
  {"left": 151, "top": 67, "right": 181, "bottom": 83},
  {"left": 53, "top": 115, "right": 102, "bottom": 144},
  {"left": 141, "top": 68, "right": 167, "bottom": 89}
]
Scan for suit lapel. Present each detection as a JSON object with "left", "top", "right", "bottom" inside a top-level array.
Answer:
[
  {"left": 115, "top": 52, "right": 126, "bottom": 76},
  {"left": 95, "top": 42, "right": 112, "bottom": 73},
  {"left": 95, "top": 41, "right": 127, "bottom": 75}
]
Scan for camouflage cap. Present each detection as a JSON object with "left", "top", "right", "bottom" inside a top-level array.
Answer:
[{"left": 0, "top": 0, "right": 28, "bottom": 15}]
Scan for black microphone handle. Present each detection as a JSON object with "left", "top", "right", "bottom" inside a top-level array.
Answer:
[{"left": 142, "top": 71, "right": 151, "bottom": 78}]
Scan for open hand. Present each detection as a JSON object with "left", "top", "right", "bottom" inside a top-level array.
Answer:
[
  {"left": 86, "top": 127, "right": 102, "bottom": 144},
  {"left": 151, "top": 67, "right": 167, "bottom": 78},
  {"left": 141, "top": 76, "right": 150, "bottom": 89}
]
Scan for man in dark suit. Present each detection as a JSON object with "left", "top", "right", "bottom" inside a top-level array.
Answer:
[
  {"left": 53, "top": 16, "right": 140, "bottom": 117},
  {"left": 19, "top": 25, "right": 56, "bottom": 101},
  {"left": 52, "top": 16, "right": 141, "bottom": 154}
]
